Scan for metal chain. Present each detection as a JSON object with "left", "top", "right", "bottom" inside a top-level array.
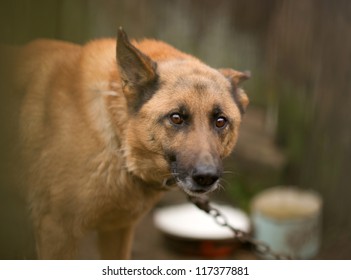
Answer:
[{"left": 188, "top": 195, "right": 293, "bottom": 260}]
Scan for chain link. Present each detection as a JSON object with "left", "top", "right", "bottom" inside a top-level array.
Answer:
[{"left": 188, "top": 195, "right": 293, "bottom": 260}]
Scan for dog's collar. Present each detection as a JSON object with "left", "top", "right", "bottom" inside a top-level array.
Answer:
[
  {"left": 160, "top": 177, "right": 178, "bottom": 191},
  {"left": 129, "top": 172, "right": 178, "bottom": 192},
  {"left": 145, "top": 177, "right": 178, "bottom": 191}
]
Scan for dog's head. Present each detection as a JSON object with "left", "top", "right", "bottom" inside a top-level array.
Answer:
[{"left": 116, "top": 29, "right": 249, "bottom": 196}]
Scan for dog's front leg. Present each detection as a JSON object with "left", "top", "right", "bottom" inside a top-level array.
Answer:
[
  {"left": 97, "top": 226, "right": 135, "bottom": 260},
  {"left": 35, "top": 214, "right": 78, "bottom": 260}
]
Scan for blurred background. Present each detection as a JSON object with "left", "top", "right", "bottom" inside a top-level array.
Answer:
[{"left": 0, "top": 0, "right": 350, "bottom": 259}]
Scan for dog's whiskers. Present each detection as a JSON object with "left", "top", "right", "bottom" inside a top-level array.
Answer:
[
  {"left": 219, "top": 178, "right": 231, "bottom": 188},
  {"left": 217, "top": 182, "right": 226, "bottom": 192}
]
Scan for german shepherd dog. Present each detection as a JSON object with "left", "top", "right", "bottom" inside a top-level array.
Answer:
[{"left": 10, "top": 28, "right": 249, "bottom": 259}]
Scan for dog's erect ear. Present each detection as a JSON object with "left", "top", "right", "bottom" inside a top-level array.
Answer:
[
  {"left": 117, "top": 28, "right": 158, "bottom": 110},
  {"left": 117, "top": 27, "right": 157, "bottom": 86},
  {"left": 218, "top": 68, "right": 250, "bottom": 114},
  {"left": 219, "top": 68, "right": 251, "bottom": 85}
]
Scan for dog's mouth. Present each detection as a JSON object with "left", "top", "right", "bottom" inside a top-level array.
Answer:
[
  {"left": 177, "top": 176, "right": 219, "bottom": 197},
  {"left": 162, "top": 172, "right": 220, "bottom": 197},
  {"left": 161, "top": 156, "right": 222, "bottom": 196}
]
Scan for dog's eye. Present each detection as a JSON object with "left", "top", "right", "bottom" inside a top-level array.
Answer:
[
  {"left": 170, "top": 113, "right": 184, "bottom": 125},
  {"left": 215, "top": 116, "right": 227, "bottom": 128}
]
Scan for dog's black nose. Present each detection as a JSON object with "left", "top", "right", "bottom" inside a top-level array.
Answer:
[{"left": 192, "top": 165, "right": 220, "bottom": 188}]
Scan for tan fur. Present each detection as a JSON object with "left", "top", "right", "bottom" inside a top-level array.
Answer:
[{"left": 12, "top": 30, "right": 249, "bottom": 259}]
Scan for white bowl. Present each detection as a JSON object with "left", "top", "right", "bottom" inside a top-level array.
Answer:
[{"left": 153, "top": 203, "right": 250, "bottom": 257}]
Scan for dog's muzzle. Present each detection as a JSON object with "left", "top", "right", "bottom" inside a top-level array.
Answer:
[{"left": 164, "top": 163, "right": 221, "bottom": 197}]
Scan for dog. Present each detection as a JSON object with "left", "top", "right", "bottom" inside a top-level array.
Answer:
[{"left": 10, "top": 28, "right": 249, "bottom": 259}]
